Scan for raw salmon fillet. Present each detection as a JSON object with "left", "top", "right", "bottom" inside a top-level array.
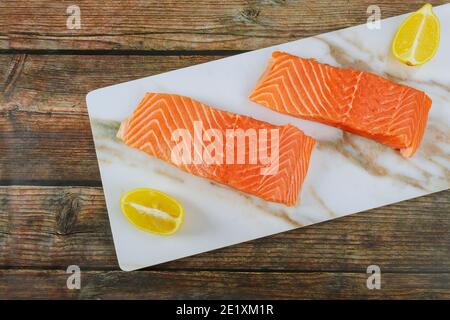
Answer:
[
  {"left": 117, "top": 93, "right": 315, "bottom": 206},
  {"left": 250, "top": 51, "right": 432, "bottom": 157}
]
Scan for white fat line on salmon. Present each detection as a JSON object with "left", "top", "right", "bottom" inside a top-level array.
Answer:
[{"left": 170, "top": 121, "right": 279, "bottom": 175}]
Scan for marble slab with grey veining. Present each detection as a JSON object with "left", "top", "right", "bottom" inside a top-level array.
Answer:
[{"left": 86, "top": 4, "right": 450, "bottom": 271}]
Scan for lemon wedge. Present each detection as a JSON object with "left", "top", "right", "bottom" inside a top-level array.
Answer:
[
  {"left": 120, "top": 188, "right": 184, "bottom": 235},
  {"left": 392, "top": 3, "right": 440, "bottom": 66}
]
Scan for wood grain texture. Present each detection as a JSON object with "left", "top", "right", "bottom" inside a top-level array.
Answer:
[
  {"left": 1, "top": 186, "right": 449, "bottom": 272},
  {"left": 1, "top": 0, "right": 449, "bottom": 51},
  {"left": 1, "top": 1, "right": 450, "bottom": 299},
  {"left": 0, "top": 54, "right": 221, "bottom": 181},
  {"left": 1, "top": 269, "right": 449, "bottom": 299}
]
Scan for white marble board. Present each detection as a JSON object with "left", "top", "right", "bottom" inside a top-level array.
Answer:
[{"left": 86, "top": 5, "right": 450, "bottom": 271}]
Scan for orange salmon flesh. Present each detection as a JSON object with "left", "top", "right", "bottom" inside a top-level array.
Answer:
[
  {"left": 250, "top": 51, "right": 432, "bottom": 157},
  {"left": 118, "top": 93, "right": 315, "bottom": 206}
]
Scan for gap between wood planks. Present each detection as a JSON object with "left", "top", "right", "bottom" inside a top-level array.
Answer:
[
  {"left": 1, "top": 265, "right": 450, "bottom": 274},
  {"left": 0, "top": 180, "right": 103, "bottom": 187},
  {"left": 0, "top": 49, "right": 247, "bottom": 56}
]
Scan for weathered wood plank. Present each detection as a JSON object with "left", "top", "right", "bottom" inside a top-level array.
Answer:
[
  {"left": 1, "top": 186, "right": 449, "bottom": 272},
  {"left": 1, "top": 269, "right": 449, "bottom": 299},
  {"left": 0, "top": 0, "right": 448, "bottom": 51},
  {"left": 0, "top": 54, "right": 222, "bottom": 181}
]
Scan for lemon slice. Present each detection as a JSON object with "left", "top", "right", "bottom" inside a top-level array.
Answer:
[
  {"left": 392, "top": 3, "right": 440, "bottom": 66},
  {"left": 120, "top": 188, "right": 184, "bottom": 235}
]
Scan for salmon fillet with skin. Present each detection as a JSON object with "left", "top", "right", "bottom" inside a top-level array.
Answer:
[
  {"left": 250, "top": 51, "right": 432, "bottom": 157},
  {"left": 117, "top": 93, "right": 315, "bottom": 206}
]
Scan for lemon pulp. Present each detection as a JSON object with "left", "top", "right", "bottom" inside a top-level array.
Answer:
[
  {"left": 120, "top": 188, "right": 184, "bottom": 235},
  {"left": 392, "top": 3, "right": 440, "bottom": 66}
]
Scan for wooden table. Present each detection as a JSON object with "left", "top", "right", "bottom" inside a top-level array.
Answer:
[{"left": 0, "top": 0, "right": 449, "bottom": 299}]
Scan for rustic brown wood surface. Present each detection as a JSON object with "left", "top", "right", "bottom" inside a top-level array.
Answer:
[
  {"left": 1, "top": 186, "right": 449, "bottom": 272},
  {"left": 0, "top": 0, "right": 449, "bottom": 51},
  {"left": 0, "top": 0, "right": 449, "bottom": 299}
]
